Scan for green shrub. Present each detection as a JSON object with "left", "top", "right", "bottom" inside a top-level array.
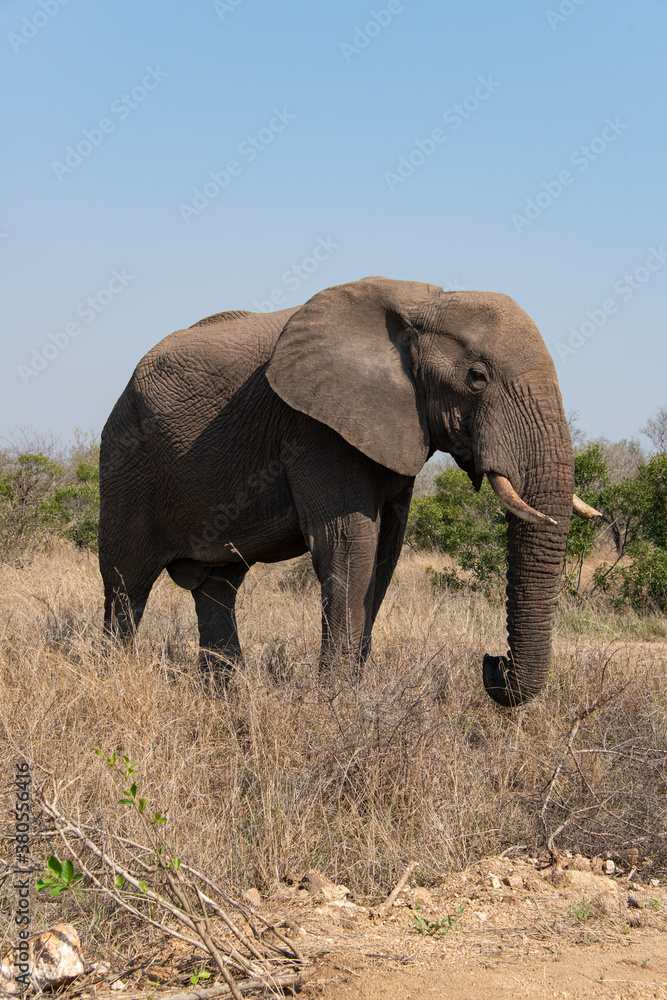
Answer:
[
  {"left": 564, "top": 445, "right": 609, "bottom": 592},
  {"left": 411, "top": 445, "right": 667, "bottom": 619},
  {"left": 407, "top": 468, "right": 506, "bottom": 595},
  {"left": 565, "top": 445, "right": 667, "bottom": 615},
  {"left": 591, "top": 454, "right": 667, "bottom": 614},
  {"left": 42, "top": 461, "right": 100, "bottom": 552},
  {"left": 0, "top": 451, "right": 99, "bottom": 559}
]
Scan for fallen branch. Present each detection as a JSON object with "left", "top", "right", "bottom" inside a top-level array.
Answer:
[
  {"left": 374, "top": 861, "right": 416, "bottom": 918},
  {"left": 33, "top": 784, "right": 308, "bottom": 999},
  {"left": 143, "top": 969, "right": 308, "bottom": 1000}
]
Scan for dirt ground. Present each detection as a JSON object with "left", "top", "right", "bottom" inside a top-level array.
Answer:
[{"left": 283, "top": 855, "right": 667, "bottom": 1000}]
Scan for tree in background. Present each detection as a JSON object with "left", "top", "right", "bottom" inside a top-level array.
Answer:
[
  {"left": 641, "top": 406, "right": 667, "bottom": 454},
  {"left": 0, "top": 430, "right": 100, "bottom": 560}
]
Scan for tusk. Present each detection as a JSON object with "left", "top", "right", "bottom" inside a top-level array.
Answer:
[
  {"left": 487, "top": 473, "right": 557, "bottom": 527},
  {"left": 572, "top": 493, "right": 602, "bottom": 520}
]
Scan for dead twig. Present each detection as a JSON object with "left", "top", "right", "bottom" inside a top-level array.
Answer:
[
  {"left": 374, "top": 861, "right": 417, "bottom": 918},
  {"left": 34, "top": 785, "right": 307, "bottom": 1000},
  {"left": 541, "top": 677, "right": 633, "bottom": 857},
  {"left": 138, "top": 969, "right": 308, "bottom": 1000}
]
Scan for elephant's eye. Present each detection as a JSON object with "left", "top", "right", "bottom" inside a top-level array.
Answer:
[{"left": 467, "top": 365, "right": 490, "bottom": 390}]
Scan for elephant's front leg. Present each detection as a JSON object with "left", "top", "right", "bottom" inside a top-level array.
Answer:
[
  {"left": 369, "top": 489, "right": 413, "bottom": 627},
  {"left": 309, "top": 512, "right": 381, "bottom": 679}
]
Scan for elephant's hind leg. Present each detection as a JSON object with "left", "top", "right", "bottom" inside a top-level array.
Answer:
[
  {"left": 192, "top": 564, "right": 249, "bottom": 680},
  {"left": 101, "top": 559, "right": 162, "bottom": 645}
]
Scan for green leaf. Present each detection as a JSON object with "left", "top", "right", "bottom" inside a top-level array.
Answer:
[
  {"left": 115, "top": 875, "right": 125, "bottom": 888},
  {"left": 138, "top": 797, "right": 148, "bottom": 814},
  {"left": 61, "top": 860, "right": 74, "bottom": 883},
  {"left": 47, "top": 856, "right": 63, "bottom": 875},
  {"left": 130, "top": 782, "right": 137, "bottom": 798},
  {"left": 138, "top": 880, "right": 148, "bottom": 892},
  {"left": 118, "top": 797, "right": 134, "bottom": 806}
]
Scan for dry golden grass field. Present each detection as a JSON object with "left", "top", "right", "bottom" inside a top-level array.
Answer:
[{"left": 1, "top": 542, "right": 666, "bottom": 997}]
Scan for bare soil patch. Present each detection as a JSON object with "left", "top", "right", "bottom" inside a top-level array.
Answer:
[{"left": 289, "top": 856, "right": 667, "bottom": 1000}]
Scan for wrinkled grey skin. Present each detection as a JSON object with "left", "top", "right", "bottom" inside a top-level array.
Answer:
[{"left": 99, "top": 276, "right": 574, "bottom": 705}]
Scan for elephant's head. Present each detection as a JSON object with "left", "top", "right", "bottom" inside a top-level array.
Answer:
[{"left": 267, "top": 276, "right": 598, "bottom": 706}]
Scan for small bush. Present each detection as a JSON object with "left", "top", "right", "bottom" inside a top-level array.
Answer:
[
  {"left": 0, "top": 450, "right": 99, "bottom": 560},
  {"left": 407, "top": 468, "right": 506, "bottom": 595},
  {"left": 583, "top": 451, "right": 667, "bottom": 614}
]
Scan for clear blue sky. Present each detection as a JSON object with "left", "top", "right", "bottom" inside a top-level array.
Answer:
[{"left": 2, "top": 0, "right": 665, "bottom": 449}]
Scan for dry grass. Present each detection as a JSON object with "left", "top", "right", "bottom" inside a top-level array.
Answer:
[{"left": 1, "top": 543, "right": 666, "bottom": 959}]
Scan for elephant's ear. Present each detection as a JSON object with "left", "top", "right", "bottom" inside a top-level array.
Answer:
[{"left": 266, "top": 277, "right": 432, "bottom": 476}]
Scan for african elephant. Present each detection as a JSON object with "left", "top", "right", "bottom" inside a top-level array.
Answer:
[{"left": 99, "top": 276, "right": 598, "bottom": 705}]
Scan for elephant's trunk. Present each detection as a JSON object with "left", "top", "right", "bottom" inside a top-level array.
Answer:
[{"left": 482, "top": 419, "right": 574, "bottom": 708}]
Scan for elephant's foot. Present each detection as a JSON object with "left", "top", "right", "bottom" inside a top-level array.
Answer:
[
  {"left": 317, "top": 649, "right": 366, "bottom": 688},
  {"left": 198, "top": 647, "right": 239, "bottom": 688}
]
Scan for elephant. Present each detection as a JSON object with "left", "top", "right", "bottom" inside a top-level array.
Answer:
[{"left": 99, "top": 276, "right": 599, "bottom": 705}]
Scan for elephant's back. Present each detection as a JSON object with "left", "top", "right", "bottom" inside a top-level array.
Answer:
[
  {"left": 125, "top": 306, "right": 297, "bottom": 455},
  {"left": 138, "top": 306, "right": 297, "bottom": 385}
]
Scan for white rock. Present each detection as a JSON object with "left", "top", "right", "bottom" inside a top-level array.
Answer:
[
  {"left": 1, "top": 923, "right": 84, "bottom": 993},
  {"left": 561, "top": 870, "right": 620, "bottom": 917},
  {"left": 299, "top": 869, "right": 350, "bottom": 903}
]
